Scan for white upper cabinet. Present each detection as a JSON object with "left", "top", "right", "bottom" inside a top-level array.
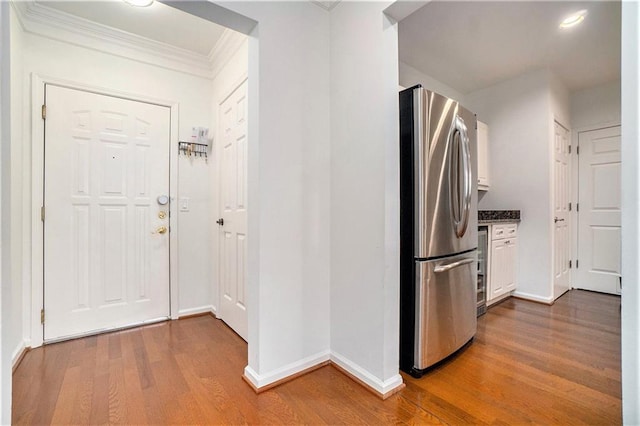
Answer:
[{"left": 477, "top": 120, "right": 490, "bottom": 191}]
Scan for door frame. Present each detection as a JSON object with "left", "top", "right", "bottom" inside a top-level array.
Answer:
[
  {"left": 29, "top": 74, "right": 180, "bottom": 348},
  {"left": 572, "top": 121, "right": 622, "bottom": 293},
  {"left": 215, "top": 72, "right": 248, "bottom": 327}
]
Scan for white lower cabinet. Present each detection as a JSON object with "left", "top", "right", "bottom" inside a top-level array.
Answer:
[{"left": 487, "top": 223, "right": 518, "bottom": 304}]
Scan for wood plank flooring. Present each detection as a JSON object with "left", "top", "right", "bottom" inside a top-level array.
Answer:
[{"left": 13, "top": 290, "right": 621, "bottom": 425}]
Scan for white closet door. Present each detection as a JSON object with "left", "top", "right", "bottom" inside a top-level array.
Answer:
[
  {"left": 576, "top": 125, "right": 621, "bottom": 295},
  {"left": 553, "top": 122, "right": 571, "bottom": 299},
  {"left": 218, "top": 79, "right": 248, "bottom": 341}
]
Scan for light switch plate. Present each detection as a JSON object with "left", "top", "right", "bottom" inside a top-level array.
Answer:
[{"left": 180, "top": 197, "right": 190, "bottom": 212}]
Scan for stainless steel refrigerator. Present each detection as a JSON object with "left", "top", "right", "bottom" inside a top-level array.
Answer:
[{"left": 399, "top": 85, "right": 478, "bottom": 377}]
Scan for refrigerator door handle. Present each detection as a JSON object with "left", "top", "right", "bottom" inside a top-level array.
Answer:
[
  {"left": 434, "top": 257, "right": 475, "bottom": 273},
  {"left": 460, "top": 116, "right": 472, "bottom": 235},
  {"left": 451, "top": 114, "right": 471, "bottom": 238}
]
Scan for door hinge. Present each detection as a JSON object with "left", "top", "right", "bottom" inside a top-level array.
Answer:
[
  {"left": 41, "top": 206, "right": 45, "bottom": 221},
  {"left": 569, "top": 260, "right": 572, "bottom": 268},
  {"left": 577, "top": 203, "right": 579, "bottom": 212},
  {"left": 41, "top": 104, "right": 46, "bottom": 120},
  {"left": 569, "top": 202, "right": 572, "bottom": 212},
  {"left": 568, "top": 145, "right": 572, "bottom": 154},
  {"left": 40, "top": 309, "right": 45, "bottom": 324},
  {"left": 577, "top": 146, "right": 580, "bottom": 155},
  {"left": 576, "top": 259, "right": 579, "bottom": 268}
]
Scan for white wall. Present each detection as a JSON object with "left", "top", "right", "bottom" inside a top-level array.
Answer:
[
  {"left": 466, "top": 70, "right": 554, "bottom": 302},
  {"left": 0, "top": 3, "right": 11, "bottom": 422},
  {"left": 549, "top": 71, "right": 570, "bottom": 129},
  {"left": 571, "top": 80, "right": 621, "bottom": 129},
  {"left": 329, "top": 1, "right": 402, "bottom": 393},
  {"left": 9, "top": 6, "right": 24, "bottom": 367},
  {"left": 13, "top": 19, "right": 215, "bottom": 340},
  {"left": 209, "top": 35, "right": 248, "bottom": 313},
  {"left": 621, "top": 2, "right": 640, "bottom": 422},
  {"left": 207, "top": 1, "right": 332, "bottom": 386},
  {"left": 7, "top": 1, "right": 24, "bottom": 376},
  {"left": 399, "top": 61, "right": 465, "bottom": 103}
]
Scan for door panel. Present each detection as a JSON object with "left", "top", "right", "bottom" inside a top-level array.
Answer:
[
  {"left": 490, "top": 239, "right": 506, "bottom": 298},
  {"left": 504, "top": 238, "right": 517, "bottom": 292},
  {"left": 413, "top": 88, "right": 478, "bottom": 259},
  {"left": 218, "top": 79, "right": 248, "bottom": 341},
  {"left": 576, "top": 126, "right": 621, "bottom": 294},
  {"left": 415, "top": 252, "right": 477, "bottom": 370},
  {"left": 553, "top": 122, "right": 571, "bottom": 299},
  {"left": 44, "top": 85, "right": 170, "bottom": 341}
]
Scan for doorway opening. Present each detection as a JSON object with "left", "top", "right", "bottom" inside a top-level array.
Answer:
[
  {"left": 397, "top": 0, "right": 621, "bottom": 302},
  {"left": 17, "top": 0, "right": 253, "bottom": 347}
]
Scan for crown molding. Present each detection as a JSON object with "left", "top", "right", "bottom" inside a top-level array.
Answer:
[
  {"left": 11, "top": 0, "right": 215, "bottom": 80},
  {"left": 310, "top": 0, "right": 341, "bottom": 12},
  {"left": 208, "top": 29, "right": 247, "bottom": 81}
]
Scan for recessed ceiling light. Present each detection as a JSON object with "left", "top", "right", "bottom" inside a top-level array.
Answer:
[
  {"left": 123, "top": 0, "right": 154, "bottom": 7},
  {"left": 559, "top": 10, "right": 588, "bottom": 29}
]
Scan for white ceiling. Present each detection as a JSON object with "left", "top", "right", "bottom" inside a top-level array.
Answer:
[
  {"left": 399, "top": 1, "right": 621, "bottom": 94},
  {"left": 38, "top": 0, "right": 228, "bottom": 56}
]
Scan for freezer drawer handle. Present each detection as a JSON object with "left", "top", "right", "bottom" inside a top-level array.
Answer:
[{"left": 434, "top": 257, "right": 475, "bottom": 273}]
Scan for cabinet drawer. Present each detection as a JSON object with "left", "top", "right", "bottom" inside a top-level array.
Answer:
[{"left": 492, "top": 223, "right": 518, "bottom": 240}]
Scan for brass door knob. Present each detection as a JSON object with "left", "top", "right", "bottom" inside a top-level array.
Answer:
[{"left": 155, "top": 226, "right": 168, "bottom": 235}]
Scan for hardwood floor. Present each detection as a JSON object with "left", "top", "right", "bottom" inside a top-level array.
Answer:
[{"left": 13, "top": 290, "right": 621, "bottom": 425}]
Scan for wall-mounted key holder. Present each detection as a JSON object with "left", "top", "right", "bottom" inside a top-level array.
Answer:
[{"left": 179, "top": 141, "right": 208, "bottom": 160}]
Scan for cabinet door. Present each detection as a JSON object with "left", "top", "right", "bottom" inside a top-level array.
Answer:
[
  {"left": 477, "top": 121, "right": 489, "bottom": 190},
  {"left": 489, "top": 239, "right": 507, "bottom": 299},
  {"left": 505, "top": 238, "right": 518, "bottom": 292}
]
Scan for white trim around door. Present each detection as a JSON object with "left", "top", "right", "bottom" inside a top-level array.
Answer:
[{"left": 29, "top": 74, "right": 180, "bottom": 348}]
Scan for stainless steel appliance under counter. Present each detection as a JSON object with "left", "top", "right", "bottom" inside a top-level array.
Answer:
[
  {"left": 399, "top": 85, "right": 478, "bottom": 377},
  {"left": 477, "top": 227, "right": 488, "bottom": 317}
]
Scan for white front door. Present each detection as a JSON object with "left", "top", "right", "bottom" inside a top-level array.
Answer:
[
  {"left": 576, "top": 125, "right": 621, "bottom": 295},
  {"left": 553, "top": 122, "right": 571, "bottom": 299},
  {"left": 44, "top": 85, "right": 171, "bottom": 341},
  {"left": 218, "top": 79, "right": 248, "bottom": 341}
]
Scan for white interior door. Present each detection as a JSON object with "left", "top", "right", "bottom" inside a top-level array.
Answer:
[
  {"left": 218, "top": 79, "right": 248, "bottom": 341},
  {"left": 553, "top": 122, "right": 571, "bottom": 299},
  {"left": 44, "top": 85, "right": 171, "bottom": 341},
  {"left": 576, "top": 125, "right": 621, "bottom": 295}
]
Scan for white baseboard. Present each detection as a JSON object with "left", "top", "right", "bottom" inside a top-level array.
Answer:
[
  {"left": 330, "top": 351, "right": 404, "bottom": 396},
  {"left": 243, "top": 350, "right": 331, "bottom": 389},
  {"left": 177, "top": 305, "right": 216, "bottom": 318},
  {"left": 512, "top": 291, "right": 554, "bottom": 305},
  {"left": 12, "top": 340, "right": 29, "bottom": 370}
]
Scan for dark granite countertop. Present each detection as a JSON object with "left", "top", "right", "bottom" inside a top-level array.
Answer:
[{"left": 478, "top": 210, "right": 521, "bottom": 224}]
